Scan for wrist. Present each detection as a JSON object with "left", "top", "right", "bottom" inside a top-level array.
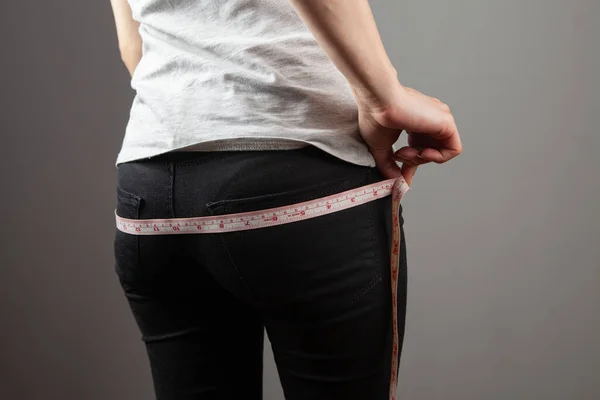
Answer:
[{"left": 351, "top": 73, "right": 405, "bottom": 113}]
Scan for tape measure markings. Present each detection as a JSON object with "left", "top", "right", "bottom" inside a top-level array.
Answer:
[{"left": 115, "top": 178, "right": 405, "bottom": 235}]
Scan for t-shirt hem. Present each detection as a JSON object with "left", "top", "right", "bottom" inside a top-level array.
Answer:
[{"left": 115, "top": 140, "right": 376, "bottom": 168}]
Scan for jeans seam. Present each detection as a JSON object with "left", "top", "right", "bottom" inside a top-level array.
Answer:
[
  {"left": 345, "top": 272, "right": 383, "bottom": 306},
  {"left": 169, "top": 161, "right": 176, "bottom": 218},
  {"left": 217, "top": 234, "right": 264, "bottom": 308}
]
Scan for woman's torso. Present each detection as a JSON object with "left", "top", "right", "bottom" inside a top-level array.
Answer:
[{"left": 115, "top": 0, "right": 375, "bottom": 168}]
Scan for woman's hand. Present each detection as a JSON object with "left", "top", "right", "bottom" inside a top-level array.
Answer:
[{"left": 353, "top": 82, "right": 463, "bottom": 185}]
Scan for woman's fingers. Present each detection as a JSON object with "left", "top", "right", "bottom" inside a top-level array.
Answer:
[
  {"left": 394, "top": 145, "right": 429, "bottom": 165},
  {"left": 371, "top": 146, "right": 405, "bottom": 180},
  {"left": 400, "top": 163, "right": 417, "bottom": 186},
  {"left": 416, "top": 147, "right": 460, "bottom": 163},
  {"left": 358, "top": 85, "right": 462, "bottom": 181},
  {"left": 403, "top": 112, "right": 463, "bottom": 164}
]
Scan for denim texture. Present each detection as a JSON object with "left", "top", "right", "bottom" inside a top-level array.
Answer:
[{"left": 113, "top": 145, "right": 407, "bottom": 400}]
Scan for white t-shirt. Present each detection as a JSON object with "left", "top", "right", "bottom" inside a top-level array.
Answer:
[{"left": 115, "top": 0, "right": 376, "bottom": 168}]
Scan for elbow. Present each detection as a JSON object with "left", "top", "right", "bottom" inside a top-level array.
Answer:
[
  {"left": 119, "top": 44, "right": 142, "bottom": 75},
  {"left": 119, "top": 43, "right": 141, "bottom": 64}
]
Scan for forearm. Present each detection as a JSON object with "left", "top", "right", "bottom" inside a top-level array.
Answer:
[
  {"left": 110, "top": 0, "right": 142, "bottom": 76},
  {"left": 288, "top": 0, "right": 400, "bottom": 105}
]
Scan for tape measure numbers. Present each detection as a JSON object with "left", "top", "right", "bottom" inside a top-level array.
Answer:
[{"left": 115, "top": 176, "right": 409, "bottom": 400}]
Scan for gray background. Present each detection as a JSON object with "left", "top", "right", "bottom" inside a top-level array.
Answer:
[{"left": 1, "top": 0, "right": 598, "bottom": 399}]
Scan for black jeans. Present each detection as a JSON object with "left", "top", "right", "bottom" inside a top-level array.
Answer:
[{"left": 113, "top": 145, "right": 407, "bottom": 400}]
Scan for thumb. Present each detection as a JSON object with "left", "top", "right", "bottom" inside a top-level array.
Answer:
[
  {"left": 400, "top": 163, "right": 416, "bottom": 186},
  {"left": 371, "top": 147, "right": 404, "bottom": 180}
]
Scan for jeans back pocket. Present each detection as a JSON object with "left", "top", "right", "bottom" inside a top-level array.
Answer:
[
  {"left": 204, "top": 170, "right": 387, "bottom": 315},
  {"left": 114, "top": 186, "right": 142, "bottom": 284}
]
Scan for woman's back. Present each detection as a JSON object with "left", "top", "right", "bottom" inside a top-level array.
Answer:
[
  {"left": 116, "top": 0, "right": 375, "bottom": 168},
  {"left": 110, "top": 1, "right": 462, "bottom": 398}
]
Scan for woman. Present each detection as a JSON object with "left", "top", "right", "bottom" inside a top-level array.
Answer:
[{"left": 109, "top": 1, "right": 461, "bottom": 399}]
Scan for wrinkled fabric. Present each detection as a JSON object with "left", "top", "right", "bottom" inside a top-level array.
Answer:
[{"left": 115, "top": 0, "right": 376, "bottom": 168}]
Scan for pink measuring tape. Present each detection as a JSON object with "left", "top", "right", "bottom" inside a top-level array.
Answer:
[{"left": 115, "top": 176, "right": 409, "bottom": 400}]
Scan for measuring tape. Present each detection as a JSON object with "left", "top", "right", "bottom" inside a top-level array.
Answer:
[{"left": 115, "top": 176, "right": 409, "bottom": 400}]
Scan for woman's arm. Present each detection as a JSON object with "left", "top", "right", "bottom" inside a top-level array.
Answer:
[
  {"left": 288, "top": 0, "right": 462, "bottom": 182},
  {"left": 287, "top": 0, "right": 398, "bottom": 108},
  {"left": 109, "top": 0, "right": 142, "bottom": 76}
]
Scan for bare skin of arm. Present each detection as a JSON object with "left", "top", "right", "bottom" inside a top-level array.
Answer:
[
  {"left": 109, "top": 0, "right": 142, "bottom": 77},
  {"left": 289, "top": 0, "right": 462, "bottom": 183}
]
